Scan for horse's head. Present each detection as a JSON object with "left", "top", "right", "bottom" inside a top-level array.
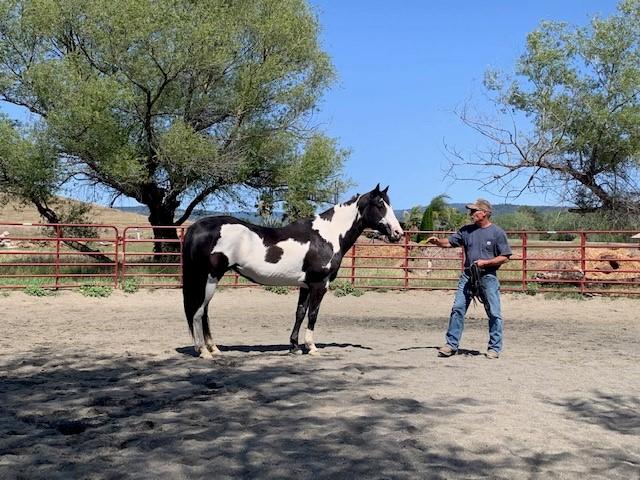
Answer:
[{"left": 358, "top": 184, "right": 404, "bottom": 242}]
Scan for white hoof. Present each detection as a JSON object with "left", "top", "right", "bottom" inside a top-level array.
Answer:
[
  {"left": 196, "top": 347, "right": 210, "bottom": 358},
  {"left": 196, "top": 345, "right": 220, "bottom": 358},
  {"left": 307, "top": 345, "right": 319, "bottom": 355}
]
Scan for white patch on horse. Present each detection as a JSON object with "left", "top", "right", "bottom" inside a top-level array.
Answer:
[
  {"left": 380, "top": 200, "right": 402, "bottom": 234},
  {"left": 213, "top": 224, "right": 309, "bottom": 286},
  {"left": 312, "top": 199, "right": 360, "bottom": 253}
]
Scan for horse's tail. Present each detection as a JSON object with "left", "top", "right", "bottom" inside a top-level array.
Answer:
[{"left": 182, "top": 224, "right": 211, "bottom": 337}]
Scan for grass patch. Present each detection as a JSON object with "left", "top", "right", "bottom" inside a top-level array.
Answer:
[
  {"left": 78, "top": 285, "right": 113, "bottom": 297},
  {"left": 543, "top": 291, "right": 585, "bottom": 301},
  {"left": 329, "top": 280, "right": 363, "bottom": 297},
  {"left": 24, "top": 284, "right": 56, "bottom": 297}
]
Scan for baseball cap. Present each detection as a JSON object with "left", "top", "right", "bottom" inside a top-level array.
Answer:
[{"left": 465, "top": 198, "right": 492, "bottom": 213}]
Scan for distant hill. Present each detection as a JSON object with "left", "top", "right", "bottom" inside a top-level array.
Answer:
[
  {"left": 1, "top": 198, "right": 570, "bottom": 231},
  {"left": 448, "top": 203, "right": 569, "bottom": 216},
  {"left": 116, "top": 203, "right": 570, "bottom": 224},
  {"left": 0, "top": 198, "right": 150, "bottom": 226},
  {"left": 116, "top": 206, "right": 268, "bottom": 223}
]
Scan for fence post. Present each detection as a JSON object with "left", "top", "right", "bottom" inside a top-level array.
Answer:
[
  {"left": 54, "top": 225, "right": 62, "bottom": 290},
  {"left": 114, "top": 233, "right": 121, "bottom": 289},
  {"left": 350, "top": 244, "right": 356, "bottom": 285},
  {"left": 521, "top": 232, "right": 527, "bottom": 293},
  {"left": 120, "top": 233, "right": 127, "bottom": 288},
  {"left": 580, "top": 231, "right": 587, "bottom": 294},
  {"left": 403, "top": 232, "right": 409, "bottom": 289}
]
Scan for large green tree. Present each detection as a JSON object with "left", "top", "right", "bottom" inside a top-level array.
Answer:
[
  {"left": 0, "top": 0, "right": 347, "bottom": 249},
  {"left": 451, "top": 0, "right": 640, "bottom": 217}
]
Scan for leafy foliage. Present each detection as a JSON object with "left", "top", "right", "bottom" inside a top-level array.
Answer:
[
  {"left": 0, "top": 0, "right": 347, "bottom": 236},
  {"left": 405, "top": 194, "right": 467, "bottom": 241},
  {"left": 454, "top": 0, "right": 640, "bottom": 216}
]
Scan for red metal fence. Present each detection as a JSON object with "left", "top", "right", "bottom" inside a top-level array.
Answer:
[{"left": 1, "top": 222, "right": 639, "bottom": 295}]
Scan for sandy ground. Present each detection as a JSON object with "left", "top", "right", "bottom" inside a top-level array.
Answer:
[{"left": 1, "top": 288, "right": 639, "bottom": 479}]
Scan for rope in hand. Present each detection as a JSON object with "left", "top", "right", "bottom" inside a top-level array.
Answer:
[{"left": 468, "top": 263, "right": 486, "bottom": 305}]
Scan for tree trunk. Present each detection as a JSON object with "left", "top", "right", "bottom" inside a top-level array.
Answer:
[{"left": 147, "top": 203, "right": 181, "bottom": 258}]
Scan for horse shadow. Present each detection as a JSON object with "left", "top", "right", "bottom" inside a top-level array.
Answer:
[{"left": 176, "top": 342, "right": 373, "bottom": 356}]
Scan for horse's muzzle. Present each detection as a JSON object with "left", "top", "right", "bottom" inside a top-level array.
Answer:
[{"left": 388, "top": 230, "right": 404, "bottom": 243}]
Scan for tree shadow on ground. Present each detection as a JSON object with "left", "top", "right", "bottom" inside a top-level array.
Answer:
[
  {"left": 550, "top": 390, "right": 640, "bottom": 436},
  {"left": 0, "top": 349, "right": 635, "bottom": 479}
]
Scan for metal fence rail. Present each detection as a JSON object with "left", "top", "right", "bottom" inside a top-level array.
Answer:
[
  {"left": 1, "top": 222, "right": 639, "bottom": 295},
  {"left": 0, "top": 222, "right": 119, "bottom": 289}
]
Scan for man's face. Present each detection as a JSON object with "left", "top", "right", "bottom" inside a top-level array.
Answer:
[{"left": 469, "top": 208, "right": 488, "bottom": 223}]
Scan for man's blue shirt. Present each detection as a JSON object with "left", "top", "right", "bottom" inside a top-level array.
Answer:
[{"left": 448, "top": 223, "right": 512, "bottom": 274}]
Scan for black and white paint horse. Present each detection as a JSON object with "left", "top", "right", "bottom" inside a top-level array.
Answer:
[{"left": 182, "top": 184, "right": 404, "bottom": 358}]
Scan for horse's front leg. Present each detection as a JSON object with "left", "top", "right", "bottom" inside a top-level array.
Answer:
[
  {"left": 304, "top": 283, "right": 327, "bottom": 355},
  {"left": 289, "top": 288, "right": 310, "bottom": 354}
]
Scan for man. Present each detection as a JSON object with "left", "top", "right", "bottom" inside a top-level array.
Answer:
[{"left": 426, "top": 199, "right": 512, "bottom": 359}]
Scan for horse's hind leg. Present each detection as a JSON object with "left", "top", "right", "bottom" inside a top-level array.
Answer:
[
  {"left": 195, "top": 253, "right": 228, "bottom": 357},
  {"left": 191, "top": 274, "right": 219, "bottom": 357},
  {"left": 199, "top": 275, "right": 221, "bottom": 355},
  {"left": 289, "top": 288, "right": 310, "bottom": 354}
]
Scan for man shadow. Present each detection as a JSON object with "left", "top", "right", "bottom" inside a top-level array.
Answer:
[{"left": 397, "top": 346, "right": 482, "bottom": 356}]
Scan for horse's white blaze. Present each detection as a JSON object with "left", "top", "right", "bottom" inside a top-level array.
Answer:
[
  {"left": 312, "top": 200, "right": 360, "bottom": 253},
  {"left": 213, "top": 224, "right": 309, "bottom": 286},
  {"left": 380, "top": 201, "right": 403, "bottom": 235}
]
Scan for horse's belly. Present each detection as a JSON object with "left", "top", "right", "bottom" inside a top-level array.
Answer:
[{"left": 236, "top": 265, "right": 307, "bottom": 286}]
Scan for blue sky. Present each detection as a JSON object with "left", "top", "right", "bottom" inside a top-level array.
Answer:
[
  {"left": 310, "top": 0, "right": 620, "bottom": 209},
  {"left": 0, "top": 0, "right": 621, "bottom": 211}
]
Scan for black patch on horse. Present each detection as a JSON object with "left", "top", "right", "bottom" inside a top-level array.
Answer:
[
  {"left": 319, "top": 207, "right": 334, "bottom": 221},
  {"left": 265, "top": 245, "right": 284, "bottom": 263}
]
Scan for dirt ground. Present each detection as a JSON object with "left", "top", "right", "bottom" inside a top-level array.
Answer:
[{"left": 1, "top": 288, "right": 639, "bottom": 479}]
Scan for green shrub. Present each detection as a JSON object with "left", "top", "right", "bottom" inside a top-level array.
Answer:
[
  {"left": 78, "top": 285, "right": 112, "bottom": 297},
  {"left": 525, "top": 282, "right": 539, "bottom": 296},
  {"left": 264, "top": 285, "right": 289, "bottom": 295},
  {"left": 24, "top": 284, "right": 56, "bottom": 297},
  {"left": 329, "top": 280, "right": 363, "bottom": 297},
  {"left": 121, "top": 278, "right": 140, "bottom": 294}
]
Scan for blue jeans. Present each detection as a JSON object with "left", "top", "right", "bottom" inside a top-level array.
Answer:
[{"left": 445, "top": 272, "right": 503, "bottom": 353}]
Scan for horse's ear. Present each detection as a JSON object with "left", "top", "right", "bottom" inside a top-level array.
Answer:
[
  {"left": 373, "top": 183, "right": 381, "bottom": 193},
  {"left": 381, "top": 185, "right": 389, "bottom": 195}
]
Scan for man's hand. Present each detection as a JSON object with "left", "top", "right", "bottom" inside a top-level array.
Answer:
[
  {"left": 426, "top": 236, "right": 440, "bottom": 245},
  {"left": 475, "top": 259, "right": 489, "bottom": 268},
  {"left": 475, "top": 256, "right": 509, "bottom": 269}
]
